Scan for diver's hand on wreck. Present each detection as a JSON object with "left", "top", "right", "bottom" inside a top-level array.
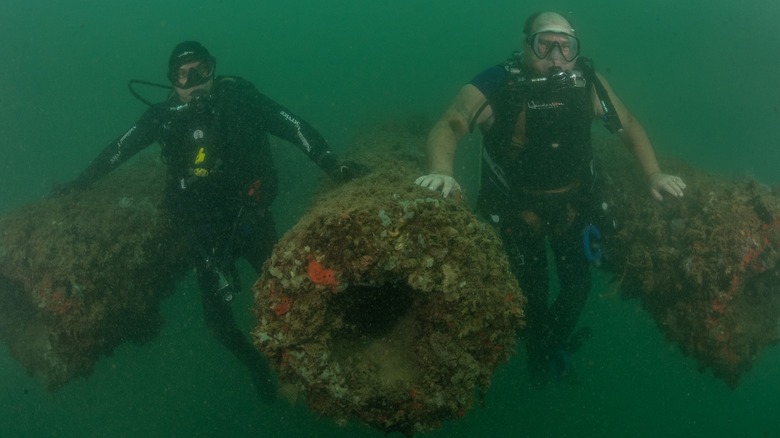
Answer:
[
  {"left": 415, "top": 173, "right": 462, "bottom": 198},
  {"left": 648, "top": 173, "right": 686, "bottom": 201}
]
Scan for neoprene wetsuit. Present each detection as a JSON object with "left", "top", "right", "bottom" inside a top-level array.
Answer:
[
  {"left": 72, "top": 75, "right": 336, "bottom": 400},
  {"left": 471, "top": 56, "right": 606, "bottom": 386}
]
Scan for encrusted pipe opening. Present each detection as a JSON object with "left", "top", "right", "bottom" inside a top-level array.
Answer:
[
  {"left": 330, "top": 282, "right": 415, "bottom": 341},
  {"left": 329, "top": 282, "right": 420, "bottom": 390},
  {"left": 252, "top": 122, "right": 525, "bottom": 434}
]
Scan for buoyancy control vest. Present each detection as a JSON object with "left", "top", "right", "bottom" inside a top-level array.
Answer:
[
  {"left": 478, "top": 54, "right": 620, "bottom": 194},
  {"left": 162, "top": 92, "right": 224, "bottom": 190},
  {"left": 159, "top": 77, "right": 277, "bottom": 216}
]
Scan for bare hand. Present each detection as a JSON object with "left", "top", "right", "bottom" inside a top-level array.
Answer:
[
  {"left": 649, "top": 173, "right": 686, "bottom": 201},
  {"left": 415, "top": 174, "right": 462, "bottom": 198}
]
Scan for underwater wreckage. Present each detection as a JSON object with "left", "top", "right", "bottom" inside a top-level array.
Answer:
[
  {"left": 251, "top": 120, "right": 525, "bottom": 435},
  {"left": 0, "top": 156, "right": 187, "bottom": 389},
  {"left": 252, "top": 119, "right": 780, "bottom": 433},
  {"left": 594, "top": 134, "right": 780, "bottom": 387},
  {"left": 0, "top": 116, "right": 777, "bottom": 432}
]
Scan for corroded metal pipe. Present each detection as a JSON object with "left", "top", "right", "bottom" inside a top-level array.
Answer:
[
  {"left": 252, "top": 120, "right": 525, "bottom": 435},
  {"left": 596, "top": 135, "right": 780, "bottom": 387},
  {"left": 0, "top": 157, "right": 186, "bottom": 389}
]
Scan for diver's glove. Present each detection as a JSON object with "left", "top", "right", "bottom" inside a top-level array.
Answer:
[
  {"left": 415, "top": 173, "right": 462, "bottom": 198},
  {"left": 318, "top": 152, "right": 369, "bottom": 183}
]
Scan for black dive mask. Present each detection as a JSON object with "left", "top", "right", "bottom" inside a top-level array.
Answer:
[
  {"left": 527, "top": 31, "right": 580, "bottom": 63},
  {"left": 169, "top": 58, "right": 215, "bottom": 89}
]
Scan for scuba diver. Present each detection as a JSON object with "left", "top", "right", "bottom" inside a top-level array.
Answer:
[
  {"left": 415, "top": 12, "right": 687, "bottom": 388},
  {"left": 54, "top": 41, "right": 366, "bottom": 400}
]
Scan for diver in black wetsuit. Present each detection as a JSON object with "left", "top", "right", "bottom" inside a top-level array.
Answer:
[
  {"left": 415, "top": 12, "right": 687, "bottom": 388},
  {"left": 55, "top": 41, "right": 365, "bottom": 400}
]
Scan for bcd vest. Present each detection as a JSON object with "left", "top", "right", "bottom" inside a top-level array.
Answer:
[
  {"left": 161, "top": 96, "right": 224, "bottom": 192},
  {"left": 482, "top": 58, "right": 596, "bottom": 192}
]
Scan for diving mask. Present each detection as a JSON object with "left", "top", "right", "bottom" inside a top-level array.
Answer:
[
  {"left": 170, "top": 60, "right": 215, "bottom": 89},
  {"left": 527, "top": 31, "right": 580, "bottom": 62}
]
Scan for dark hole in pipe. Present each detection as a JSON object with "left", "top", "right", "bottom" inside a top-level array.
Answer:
[{"left": 332, "top": 282, "right": 415, "bottom": 340}]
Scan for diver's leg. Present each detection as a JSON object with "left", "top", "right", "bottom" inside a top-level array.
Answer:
[
  {"left": 237, "top": 208, "right": 278, "bottom": 275},
  {"left": 197, "top": 267, "right": 275, "bottom": 402},
  {"left": 497, "top": 220, "right": 551, "bottom": 388},
  {"left": 548, "top": 226, "right": 592, "bottom": 352}
]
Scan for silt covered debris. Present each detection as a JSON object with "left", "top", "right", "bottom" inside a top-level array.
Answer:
[
  {"left": 597, "top": 135, "right": 780, "bottom": 387},
  {"left": 252, "top": 119, "right": 526, "bottom": 435},
  {"left": 0, "top": 156, "right": 187, "bottom": 389}
]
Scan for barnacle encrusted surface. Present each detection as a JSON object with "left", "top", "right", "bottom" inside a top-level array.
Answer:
[
  {"left": 252, "top": 119, "right": 525, "bottom": 435},
  {"left": 595, "top": 134, "right": 780, "bottom": 387},
  {"left": 0, "top": 156, "right": 187, "bottom": 389}
]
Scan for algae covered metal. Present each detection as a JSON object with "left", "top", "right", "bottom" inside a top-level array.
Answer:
[
  {"left": 252, "top": 120, "right": 526, "bottom": 435},
  {"left": 597, "top": 136, "right": 780, "bottom": 387},
  {"left": 0, "top": 157, "right": 187, "bottom": 389}
]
